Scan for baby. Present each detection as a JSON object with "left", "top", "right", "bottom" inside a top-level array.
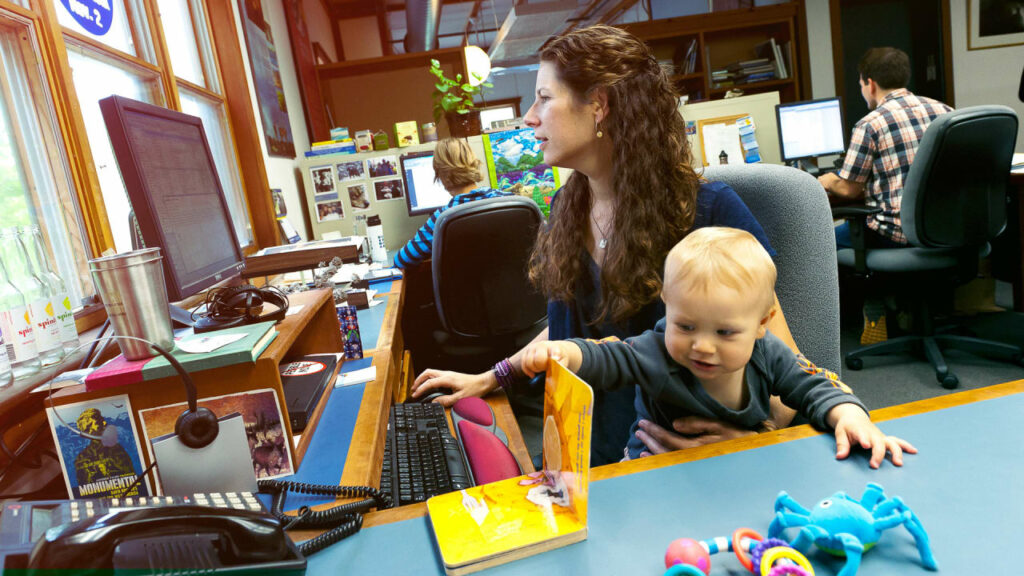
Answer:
[{"left": 521, "top": 226, "right": 915, "bottom": 468}]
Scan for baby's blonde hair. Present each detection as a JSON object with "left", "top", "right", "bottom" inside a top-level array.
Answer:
[
  {"left": 433, "top": 137, "right": 481, "bottom": 190},
  {"left": 664, "top": 227, "right": 777, "bottom": 314}
]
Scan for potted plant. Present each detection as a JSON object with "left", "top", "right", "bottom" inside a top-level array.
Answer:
[{"left": 430, "top": 58, "right": 492, "bottom": 138}]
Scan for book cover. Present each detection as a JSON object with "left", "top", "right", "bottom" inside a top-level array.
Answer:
[
  {"left": 138, "top": 388, "right": 294, "bottom": 483},
  {"left": 86, "top": 322, "right": 278, "bottom": 391},
  {"left": 426, "top": 360, "right": 593, "bottom": 575},
  {"left": 45, "top": 394, "right": 152, "bottom": 499},
  {"left": 279, "top": 354, "right": 339, "bottom": 432},
  {"left": 140, "top": 321, "right": 278, "bottom": 380},
  {"left": 394, "top": 120, "right": 420, "bottom": 147}
]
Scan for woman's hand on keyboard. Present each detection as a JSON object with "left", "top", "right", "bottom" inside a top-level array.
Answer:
[{"left": 411, "top": 369, "right": 497, "bottom": 407}]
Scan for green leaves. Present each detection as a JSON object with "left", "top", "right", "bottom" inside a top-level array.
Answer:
[{"left": 429, "top": 58, "right": 490, "bottom": 122}]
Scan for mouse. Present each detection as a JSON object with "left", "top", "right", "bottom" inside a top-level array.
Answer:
[{"left": 410, "top": 388, "right": 453, "bottom": 404}]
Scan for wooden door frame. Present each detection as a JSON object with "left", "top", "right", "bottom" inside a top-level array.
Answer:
[{"left": 829, "top": 0, "right": 955, "bottom": 111}]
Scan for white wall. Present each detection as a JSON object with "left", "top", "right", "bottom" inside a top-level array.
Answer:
[
  {"left": 233, "top": 0, "right": 337, "bottom": 241},
  {"left": 948, "top": 2, "right": 1024, "bottom": 152},
  {"left": 803, "top": 0, "right": 836, "bottom": 99}
]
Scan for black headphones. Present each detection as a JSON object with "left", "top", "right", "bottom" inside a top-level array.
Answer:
[
  {"left": 153, "top": 343, "right": 220, "bottom": 449},
  {"left": 192, "top": 284, "right": 289, "bottom": 333}
]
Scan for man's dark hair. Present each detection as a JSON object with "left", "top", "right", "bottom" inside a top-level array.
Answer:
[{"left": 858, "top": 47, "right": 910, "bottom": 90}]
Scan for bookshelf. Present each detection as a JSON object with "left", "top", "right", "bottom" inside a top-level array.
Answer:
[{"left": 620, "top": 3, "right": 803, "bottom": 104}]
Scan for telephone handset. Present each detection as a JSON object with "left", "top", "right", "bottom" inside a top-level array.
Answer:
[{"left": 28, "top": 505, "right": 302, "bottom": 572}]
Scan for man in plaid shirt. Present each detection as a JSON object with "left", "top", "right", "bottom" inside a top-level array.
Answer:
[{"left": 819, "top": 47, "right": 952, "bottom": 247}]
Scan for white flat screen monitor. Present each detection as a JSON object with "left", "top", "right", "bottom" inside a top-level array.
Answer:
[
  {"left": 401, "top": 151, "right": 451, "bottom": 216},
  {"left": 775, "top": 98, "right": 846, "bottom": 162}
]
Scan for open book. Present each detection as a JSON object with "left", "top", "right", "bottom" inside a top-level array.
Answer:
[{"left": 426, "top": 361, "right": 594, "bottom": 575}]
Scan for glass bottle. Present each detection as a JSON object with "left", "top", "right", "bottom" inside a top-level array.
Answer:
[
  {"left": 0, "top": 252, "right": 40, "bottom": 380},
  {"left": 0, "top": 228, "right": 63, "bottom": 366},
  {"left": 19, "top": 226, "right": 79, "bottom": 353}
]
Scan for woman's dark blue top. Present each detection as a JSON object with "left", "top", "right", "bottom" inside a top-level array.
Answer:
[{"left": 547, "top": 181, "right": 776, "bottom": 466}]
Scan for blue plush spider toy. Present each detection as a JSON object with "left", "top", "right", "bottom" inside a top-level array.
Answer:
[{"left": 768, "top": 483, "right": 938, "bottom": 576}]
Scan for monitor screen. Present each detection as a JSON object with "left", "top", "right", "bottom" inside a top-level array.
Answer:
[
  {"left": 775, "top": 97, "right": 846, "bottom": 162},
  {"left": 401, "top": 151, "right": 451, "bottom": 216},
  {"left": 99, "top": 95, "right": 244, "bottom": 302}
]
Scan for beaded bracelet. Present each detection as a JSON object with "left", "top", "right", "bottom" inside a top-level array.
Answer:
[{"left": 492, "top": 358, "right": 516, "bottom": 390}]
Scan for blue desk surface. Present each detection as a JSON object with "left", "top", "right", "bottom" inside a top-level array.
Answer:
[{"left": 308, "top": 390, "right": 1023, "bottom": 575}]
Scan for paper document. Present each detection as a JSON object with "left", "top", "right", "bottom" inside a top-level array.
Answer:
[
  {"left": 702, "top": 122, "right": 744, "bottom": 166},
  {"left": 337, "top": 366, "right": 376, "bottom": 387}
]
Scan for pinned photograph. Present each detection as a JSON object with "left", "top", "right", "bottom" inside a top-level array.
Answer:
[
  {"left": 336, "top": 160, "right": 365, "bottom": 183},
  {"left": 311, "top": 166, "right": 335, "bottom": 194},
  {"left": 317, "top": 200, "right": 344, "bottom": 222},
  {"left": 374, "top": 179, "right": 405, "bottom": 201},
  {"left": 368, "top": 155, "right": 398, "bottom": 178},
  {"left": 348, "top": 183, "right": 371, "bottom": 210},
  {"left": 314, "top": 191, "right": 339, "bottom": 203}
]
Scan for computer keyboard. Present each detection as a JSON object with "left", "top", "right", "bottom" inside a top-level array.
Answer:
[{"left": 380, "top": 403, "right": 472, "bottom": 507}]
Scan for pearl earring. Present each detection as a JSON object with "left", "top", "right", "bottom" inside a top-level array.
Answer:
[{"left": 595, "top": 120, "right": 603, "bottom": 138}]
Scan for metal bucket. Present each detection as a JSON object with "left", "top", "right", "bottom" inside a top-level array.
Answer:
[{"left": 88, "top": 248, "right": 173, "bottom": 360}]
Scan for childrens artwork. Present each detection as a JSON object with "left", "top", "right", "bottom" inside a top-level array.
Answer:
[
  {"left": 483, "top": 127, "right": 561, "bottom": 217},
  {"left": 374, "top": 178, "right": 405, "bottom": 201},
  {"left": 348, "top": 183, "right": 371, "bottom": 210},
  {"left": 368, "top": 155, "right": 399, "bottom": 178},
  {"left": 46, "top": 394, "right": 152, "bottom": 499},
  {"left": 138, "top": 388, "right": 294, "bottom": 481},
  {"left": 426, "top": 360, "right": 593, "bottom": 575}
]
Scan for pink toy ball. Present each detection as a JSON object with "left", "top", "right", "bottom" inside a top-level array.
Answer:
[{"left": 665, "top": 538, "right": 711, "bottom": 575}]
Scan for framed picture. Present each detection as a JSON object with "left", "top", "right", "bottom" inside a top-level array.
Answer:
[
  {"left": 969, "top": 0, "right": 1024, "bottom": 50},
  {"left": 239, "top": 0, "right": 296, "bottom": 157},
  {"left": 374, "top": 179, "right": 405, "bottom": 201}
]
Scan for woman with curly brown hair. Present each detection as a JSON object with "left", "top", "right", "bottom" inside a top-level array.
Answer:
[{"left": 412, "top": 25, "right": 800, "bottom": 466}]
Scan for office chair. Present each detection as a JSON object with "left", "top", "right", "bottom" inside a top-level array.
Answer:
[
  {"left": 832, "top": 105, "right": 1023, "bottom": 389},
  {"left": 704, "top": 164, "right": 842, "bottom": 375},
  {"left": 429, "top": 195, "right": 547, "bottom": 373}
]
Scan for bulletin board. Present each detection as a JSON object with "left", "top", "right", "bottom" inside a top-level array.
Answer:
[{"left": 696, "top": 113, "right": 747, "bottom": 167}]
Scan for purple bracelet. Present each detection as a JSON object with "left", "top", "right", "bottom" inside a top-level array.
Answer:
[{"left": 492, "top": 358, "right": 516, "bottom": 389}]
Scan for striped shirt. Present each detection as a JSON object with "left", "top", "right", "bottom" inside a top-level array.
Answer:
[
  {"left": 393, "top": 188, "right": 511, "bottom": 269},
  {"left": 839, "top": 88, "right": 952, "bottom": 244}
]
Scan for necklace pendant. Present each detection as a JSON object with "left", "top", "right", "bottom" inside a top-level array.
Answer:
[{"left": 599, "top": 238, "right": 608, "bottom": 249}]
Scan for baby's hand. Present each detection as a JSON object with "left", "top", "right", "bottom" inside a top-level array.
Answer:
[
  {"left": 521, "top": 342, "right": 570, "bottom": 377},
  {"left": 831, "top": 404, "right": 918, "bottom": 468}
]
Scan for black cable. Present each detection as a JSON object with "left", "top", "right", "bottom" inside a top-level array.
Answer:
[
  {"left": 78, "top": 319, "right": 110, "bottom": 370},
  {"left": 0, "top": 421, "right": 52, "bottom": 487},
  {"left": 120, "top": 459, "right": 157, "bottom": 498},
  {"left": 257, "top": 479, "right": 390, "bottom": 557}
]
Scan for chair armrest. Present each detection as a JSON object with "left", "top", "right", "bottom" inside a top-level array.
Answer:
[{"left": 831, "top": 204, "right": 882, "bottom": 220}]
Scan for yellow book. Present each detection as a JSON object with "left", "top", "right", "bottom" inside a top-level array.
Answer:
[
  {"left": 426, "top": 361, "right": 593, "bottom": 575},
  {"left": 394, "top": 120, "right": 420, "bottom": 147}
]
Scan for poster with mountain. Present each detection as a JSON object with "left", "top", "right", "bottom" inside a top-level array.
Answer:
[
  {"left": 240, "top": 0, "right": 296, "bottom": 157},
  {"left": 483, "top": 127, "right": 560, "bottom": 216}
]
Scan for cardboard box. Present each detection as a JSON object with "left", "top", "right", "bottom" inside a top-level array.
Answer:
[{"left": 395, "top": 121, "right": 420, "bottom": 147}]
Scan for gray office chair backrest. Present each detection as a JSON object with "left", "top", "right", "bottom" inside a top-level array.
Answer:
[
  {"left": 704, "top": 164, "right": 841, "bottom": 373},
  {"left": 901, "top": 105, "right": 1018, "bottom": 248},
  {"left": 431, "top": 195, "right": 546, "bottom": 338}
]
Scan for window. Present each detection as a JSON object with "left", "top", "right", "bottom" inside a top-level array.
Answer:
[
  {"left": 0, "top": 15, "right": 93, "bottom": 306},
  {"left": 51, "top": 0, "right": 155, "bottom": 62},
  {"left": 155, "top": 0, "right": 204, "bottom": 86},
  {"left": 65, "top": 42, "right": 163, "bottom": 253}
]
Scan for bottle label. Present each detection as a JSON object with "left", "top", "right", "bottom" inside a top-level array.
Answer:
[
  {"left": 0, "top": 306, "right": 36, "bottom": 361},
  {"left": 55, "top": 292, "right": 78, "bottom": 342},
  {"left": 0, "top": 331, "right": 10, "bottom": 373},
  {"left": 28, "top": 298, "right": 61, "bottom": 352}
]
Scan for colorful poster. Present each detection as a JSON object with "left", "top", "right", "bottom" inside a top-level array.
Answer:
[
  {"left": 46, "top": 394, "right": 151, "bottom": 499},
  {"left": 138, "top": 388, "right": 294, "bottom": 481},
  {"left": 240, "top": 0, "right": 296, "bottom": 157},
  {"left": 483, "top": 127, "right": 561, "bottom": 216}
]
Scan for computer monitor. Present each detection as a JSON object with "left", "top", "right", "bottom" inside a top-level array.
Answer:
[
  {"left": 775, "top": 97, "right": 846, "bottom": 163},
  {"left": 401, "top": 151, "right": 451, "bottom": 216},
  {"left": 99, "top": 95, "right": 244, "bottom": 303}
]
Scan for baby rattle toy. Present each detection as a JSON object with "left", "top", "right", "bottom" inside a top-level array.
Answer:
[{"left": 664, "top": 528, "right": 814, "bottom": 576}]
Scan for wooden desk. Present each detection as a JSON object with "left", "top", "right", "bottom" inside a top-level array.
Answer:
[
  {"left": 306, "top": 380, "right": 1024, "bottom": 574},
  {"left": 289, "top": 276, "right": 534, "bottom": 518}
]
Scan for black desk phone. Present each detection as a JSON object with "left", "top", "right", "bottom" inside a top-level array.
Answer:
[{"left": 0, "top": 492, "right": 305, "bottom": 574}]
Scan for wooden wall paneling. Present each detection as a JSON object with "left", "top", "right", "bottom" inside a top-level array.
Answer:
[
  {"left": 283, "top": 0, "right": 330, "bottom": 143},
  {"left": 206, "top": 0, "right": 279, "bottom": 250}
]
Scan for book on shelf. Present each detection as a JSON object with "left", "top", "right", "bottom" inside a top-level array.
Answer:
[
  {"left": 681, "top": 38, "right": 698, "bottom": 74},
  {"left": 84, "top": 321, "right": 278, "bottom": 391},
  {"left": 243, "top": 236, "right": 361, "bottom": 277},
  {"left": 426, "top": 360, "right": 594, "bottom": 575},
  {"left": 753, "top": 38, "right": 788, "bottom": 80}
]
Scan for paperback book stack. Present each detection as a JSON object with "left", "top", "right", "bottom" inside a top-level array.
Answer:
[
  {"left": 727, "top": 58, "right": 776, "bottom": 85},
  {"left": 304, "top": 137, "right": 356, "bottom": 158}
]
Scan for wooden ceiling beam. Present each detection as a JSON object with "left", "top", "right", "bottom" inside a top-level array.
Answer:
[{"left": 598, "top": 0, "right": 642, "bottom": 24}]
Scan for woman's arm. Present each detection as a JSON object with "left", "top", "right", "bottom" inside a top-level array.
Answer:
[{"left": 410, "top": 327, "right": 549, "bottom": 407}]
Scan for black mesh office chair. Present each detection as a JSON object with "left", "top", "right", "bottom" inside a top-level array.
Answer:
[
  {"left": 429, "top": 196, "right": 547, "bottom": 373},
  {"left": 833, "top": 105, "right": 1024, "bottom": 388}
]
